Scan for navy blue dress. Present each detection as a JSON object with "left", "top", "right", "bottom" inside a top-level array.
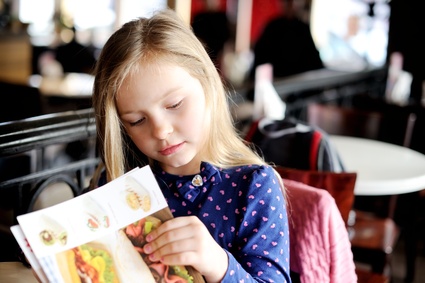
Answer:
[{"left": 153, "top": 162, "right": 291, "bottom": 283}]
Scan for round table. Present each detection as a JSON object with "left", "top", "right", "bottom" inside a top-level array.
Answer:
[{"left": 329, "top": 135, "right": 425, "bottom": 196}]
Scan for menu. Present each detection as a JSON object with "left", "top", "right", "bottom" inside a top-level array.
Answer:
[{"left": 11, "top": 165, "right": 205, "bottom": 283}]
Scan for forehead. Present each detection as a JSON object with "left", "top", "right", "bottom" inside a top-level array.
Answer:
[
  {"left": 117, "top": 61, "right": 203, "bottom": 105},
  {"left": 119, "top": 61, "right": 173, "bottom": 94},
  {"left": 124, "top": 55, "right": 191, "bottom": 84}
]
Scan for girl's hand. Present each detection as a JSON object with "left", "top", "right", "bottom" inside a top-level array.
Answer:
[{"left": 143, "top": 216, "right": 228, "bottom": 283}]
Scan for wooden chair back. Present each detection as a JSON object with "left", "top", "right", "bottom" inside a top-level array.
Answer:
[
  {"left": 307, "top": 102, "right": 416, "bottom": 147},
  {"left": 276, "top": 166, "right": 356, "bottom": 224},
  {"left": 307, "top": 103, "right": 382, "bottom": 139}
]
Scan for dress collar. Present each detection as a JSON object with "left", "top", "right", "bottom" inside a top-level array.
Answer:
[{"left": 153, "top": 161, "right": 222, "bottom": 202}]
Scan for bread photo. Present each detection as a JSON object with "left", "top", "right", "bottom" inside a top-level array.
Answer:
[{"left": 124, "top": 176, "right": 152, "bottom": 212}]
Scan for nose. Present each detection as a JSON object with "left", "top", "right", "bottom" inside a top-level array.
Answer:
[{"left": 151, "top": 118, "right": 173, "bottom": 140}]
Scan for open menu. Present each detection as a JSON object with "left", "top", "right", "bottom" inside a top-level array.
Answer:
[{"left": 11, "top": 165, "right": 205, "bottom": 283}]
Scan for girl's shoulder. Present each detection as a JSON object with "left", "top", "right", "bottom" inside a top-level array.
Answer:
[
  {"left": 221, "top": 164, "right": 275, "bottom": 178},
  {"left": 220, "top": 164, "right": 282, "bottom": 197}
]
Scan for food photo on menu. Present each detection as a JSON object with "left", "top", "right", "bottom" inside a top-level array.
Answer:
[{"left": 11, "top": 166, "right": 205, "bottom": 283}]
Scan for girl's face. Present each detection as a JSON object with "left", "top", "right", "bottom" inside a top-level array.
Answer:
[{"left": 116, "top": 63, "right": 209, "bottom": 176}]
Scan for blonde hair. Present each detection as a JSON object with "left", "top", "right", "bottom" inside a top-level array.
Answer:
[{"left": 93, "top": 9, "right": 271, "bottom": 183}]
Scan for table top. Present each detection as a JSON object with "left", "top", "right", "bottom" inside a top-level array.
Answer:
[
  {"left": 0, "top": 262, "right": 37, "bottom": 283},
  {"left": 30, "top": 73, "right": 94, "bottom": 98},
  {"left": 330, "top": 135, "right": 425, "bottom": 196}
]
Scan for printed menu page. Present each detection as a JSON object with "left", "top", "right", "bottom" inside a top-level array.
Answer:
[{"left": 11, "top": 165, "right": 205, "bottom": 283}]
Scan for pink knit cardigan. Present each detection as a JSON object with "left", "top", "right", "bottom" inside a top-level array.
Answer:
[{"left": 284, "top": 179, "right": 357, "bottom": 283}]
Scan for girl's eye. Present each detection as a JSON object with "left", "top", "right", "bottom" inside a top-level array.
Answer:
[
  {"left": 168, "top": 100, "right": 182, "bottom": 109},
  {"left": 129, "top": 118, "right": 145, "bottom": 126}
]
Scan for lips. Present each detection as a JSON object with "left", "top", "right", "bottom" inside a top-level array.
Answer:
[{"left": 159, "top": 142, "right": 184, "bottom": 156}]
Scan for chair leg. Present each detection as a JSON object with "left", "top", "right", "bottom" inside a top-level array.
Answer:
[
  {"left": 371, "top": 253, "right": 387, "bottom": 274},
  {"left": 394, "top": 192, "right": 420, "bottom": 283},
  {"left": 352, "top": 247, "right": 390, "bottom": 274},
  {"left": 403, "top": 223, "right": 417, "bottom": 283}
]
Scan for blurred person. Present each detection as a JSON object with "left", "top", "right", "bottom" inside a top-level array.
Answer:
[
  {"left": 191, "top": 0, "right": 231, "bottom": 70},
  {"left": 55, "top": 26, "right": 96, "bottom": 74},
  {"left": 249, "top": 0, "right": 324, "bottom": 80}
]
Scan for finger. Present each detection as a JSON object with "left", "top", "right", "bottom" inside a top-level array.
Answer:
[
  {"left": 147, "top": 236, "right": 198, "bottom": 262},
  {"left": 157, "top": 250, "right": 199, "bottom": 266},
  {"left": 143, "top": 222, "right": 196, "bottom": 255},
  {"left": 146, "top": 216, "right": 198, "bottom": 242}
]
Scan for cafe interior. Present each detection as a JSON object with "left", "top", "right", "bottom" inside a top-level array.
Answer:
[{"left": 0, "top": 0, "right": 424, "bottom": 282}]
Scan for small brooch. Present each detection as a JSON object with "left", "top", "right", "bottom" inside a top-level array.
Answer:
[{"left": 191, "top": 174, "right": 203, "bottom": 187}]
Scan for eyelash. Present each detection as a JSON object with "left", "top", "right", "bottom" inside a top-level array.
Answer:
[
  {"left": 129, "top": 118, "right": 144, "bottom": 127},
  {"left": 168, "top": 100, "right": 183, "bottom": 109},
  {"left": 128, "top": 100, "right": 183, "bottom": 127}
]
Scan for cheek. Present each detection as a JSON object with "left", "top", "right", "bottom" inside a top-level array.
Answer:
[
  {"left": 186, "top": 101, "right": 207, "bottom": 126},
  {"left": 126, "top": 129, "right": 151, "bottom": 153},
  {"left": 182, "top": 105, "right": 210, "bottom": 141}
]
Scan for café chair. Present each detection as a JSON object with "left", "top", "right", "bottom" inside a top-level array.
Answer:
[
  {"left": 0, "top": 154, "right": 33, "bottom": 261},
  {"left": 276, "top": 166, "right": 390, "bottom": 283},
  {"left": 243, "top": 110, "right": 394, "bottom": 280},
  {"left": 244, "top": 104, "right": 406, "bottom": 278},
  {"left": 282, "top": 177, "right": 357, "bottom": 283},
  {"left": 349, "top": 210, "right": 399, "bottom": 274},
  {"left": 310, "top": 97, "right": 425, "bottom": 281},
  {"left": 306, "top": 102, "right": 413, "bottom": 276},
  {"left": 0, "top": 109, "right": 98, "bottom": 262}
]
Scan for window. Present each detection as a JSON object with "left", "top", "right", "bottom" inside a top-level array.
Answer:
[
  {"left": 311, "top": 0, "right": 390, "bottom": 71},
  {"left": 19, "top": 0, "right": 55, "bottom": 46},
  {"left": 17, "top": 0, "right": 166, "bottom": 48}
]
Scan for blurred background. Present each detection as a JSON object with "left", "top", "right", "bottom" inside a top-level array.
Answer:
[
  {"left": 1, "top": 1, "right": 425, "bottom": 282},
  {"left": 0, "top": 0, "right": 423, "bottom": 103}
]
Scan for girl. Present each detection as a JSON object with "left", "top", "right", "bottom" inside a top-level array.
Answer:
[{"left": 92, "top": 9, "right": 291, "bottom": 283}]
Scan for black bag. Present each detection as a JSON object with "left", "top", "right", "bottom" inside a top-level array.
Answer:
[{"left": 245, "top": 117, "right": 344, "bottom": 172}]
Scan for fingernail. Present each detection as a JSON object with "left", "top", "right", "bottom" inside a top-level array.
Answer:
[
  {"left": 146, "top": 234, "right": 152, "bottom": 242},
  {"left": 149, "top": 253, "right": 156, "bottom": 261},
  {"left": 144, "top": 244, "right": 152, "bottom": 253}
]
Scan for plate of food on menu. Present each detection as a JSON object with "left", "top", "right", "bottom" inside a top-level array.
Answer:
[
  {"left": 38, "top": 214, "right": 68, "bottom": 248},
  {"left": 122, "top": 175, "right": 152, "bottom": 212},
  {"left": 81, "top": 195, "right": 111, "bottom": 232}
]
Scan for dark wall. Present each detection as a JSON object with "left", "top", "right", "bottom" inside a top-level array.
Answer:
[
  {"left": 0, "top": 81, "right": 43, "bottom": 123},
  {"left": 388, "top": 0, "right": 425, "bottom": 104}
]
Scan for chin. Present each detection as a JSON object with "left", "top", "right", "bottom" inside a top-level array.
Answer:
[{"left": 160, "top": 158, "right": 200, "bottom": 175}]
